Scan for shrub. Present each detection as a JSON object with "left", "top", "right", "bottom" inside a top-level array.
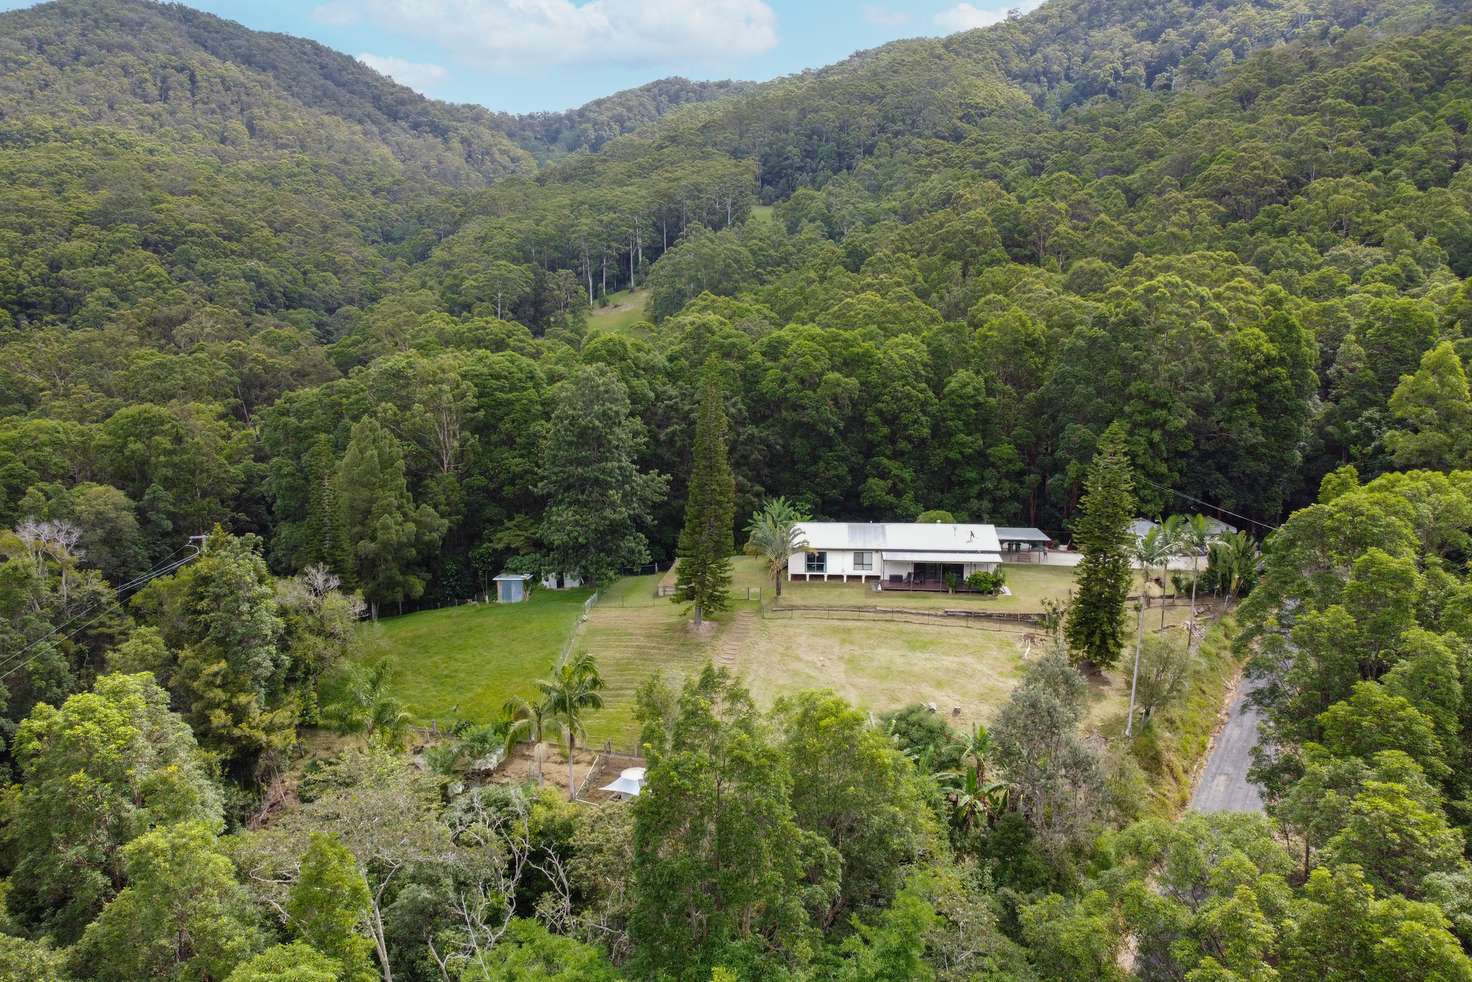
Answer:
[{"left": 966, "top": 570, "right": 1007, "bottom": 595}]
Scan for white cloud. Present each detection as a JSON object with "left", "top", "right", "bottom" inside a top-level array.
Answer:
[
  {"left": 315, "top": 0, "right": 779, "bottom": 69},
  {"left": 862, "top": 5, "right": 910, "bottom": 28},
  {"left": 356, "top": 53, "right": 451, "bottom": 93},
  {"left": 934, "top": 1, "right": 1042, "bottom": 33},
  {"left": 311, "top": 4, "right": 360, "bottom": 27}
]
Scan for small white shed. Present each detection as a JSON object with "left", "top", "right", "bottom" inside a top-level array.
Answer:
[{"left": 493, "top": 572, "right": 531, "bottom": 603}]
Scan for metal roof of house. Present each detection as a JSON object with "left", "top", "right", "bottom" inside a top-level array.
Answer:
[
  {"left": 996, "top": 527, "right": 1053, "bottom": 542},
  {"left": 796, "top": 522, "right": 1003, "bottom": 554},
  {"left": 883, "top": 550, "right": 1005, "bottom": 563}
]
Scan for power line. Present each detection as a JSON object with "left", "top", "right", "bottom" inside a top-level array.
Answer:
[
  {"left": 0, "top": 548, "right": 197, "bottom": 677},
  {"left": 1132, "top": 474, "right": 1281, "bottom": 534},
  {"left": 0, "top": 544, "right": 201, "bottom": 681}
]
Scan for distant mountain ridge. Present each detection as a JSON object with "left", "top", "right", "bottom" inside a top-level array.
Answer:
[{"left": 0, "top": 0, "right": 750, "bottom": 185}]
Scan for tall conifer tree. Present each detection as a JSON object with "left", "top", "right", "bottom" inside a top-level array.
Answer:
[
  {"left": 1064, "top": 423, "right": 1136, "bottom": 670},
  {"left": 302, "top": 437, "right": 352, "bottom": 583},
  {"left": 674, "top": 366, "right": 735, "bottom": 626}
]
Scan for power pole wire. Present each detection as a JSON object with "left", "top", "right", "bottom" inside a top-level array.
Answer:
[
  {"left": 1132, "top": 474, "right": 1282, "bottom": 533},
  {"left": 0, "top": 541, "right": 201, "bottom": 681}
]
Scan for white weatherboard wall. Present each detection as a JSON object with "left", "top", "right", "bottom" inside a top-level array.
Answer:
[{"left": 789, "top": 549, "right": 879, "bottom": 579}]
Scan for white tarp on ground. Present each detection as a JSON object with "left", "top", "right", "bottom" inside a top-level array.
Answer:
[{"left": 599, "top": 767, "right": 646, "bottom": 797}]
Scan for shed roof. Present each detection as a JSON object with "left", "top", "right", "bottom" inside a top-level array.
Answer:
[
  {"left": 1129, "top": 519, "right": 1159, "bottom": 539},
  {"left": 796, "top": 522, "right": 1002, "bottom": 554},
  {"left": 996, "top": 527, "right": 1053, "bottom": 543},
  {"left": 493, "top": 572, "right": 532, "bottom": 581}
]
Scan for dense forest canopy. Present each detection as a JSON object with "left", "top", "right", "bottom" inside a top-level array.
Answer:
[{"left": 6, "top": 0, "right": 1472, "bottom": 976}]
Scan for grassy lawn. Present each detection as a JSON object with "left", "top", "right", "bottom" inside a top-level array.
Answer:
[
  {"left": 356, "top": 557, "right": 1146, "bottom": 750},
  {"left": 601, "top": 557, "right": 772, "bottom": 610},
  {"left": 737, "top": 617, "right": 1032, "bottom": 731},
  {"left": 579, "top": 557, "right": 1134, "bottom": 745},
  {"left": 587, "top": 288, "right": 651, "bottom": 338},
  {"left": 357, "top": 588, "right": 591, "bottom": 728},
  {"left": 576, "top": 557, "right": 771, "bottom": 744},
  {"left": 778, "top": 563, "right": 1096, "bottom": 613}
]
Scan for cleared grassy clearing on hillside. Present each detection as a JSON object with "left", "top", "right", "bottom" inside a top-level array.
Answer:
[
  {"left": 357, "top": 557, "right": 1159, "bottom": 750},
  {"left": 357, "top": 588, "right": 591, "bottom": 728},
  {"left": 586, "top": 287, "right": 651, "bottom": 338}
]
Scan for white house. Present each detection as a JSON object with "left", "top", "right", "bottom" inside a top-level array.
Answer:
[{"left": 788, "top": 522, "right": 1003, "bottom": 589}]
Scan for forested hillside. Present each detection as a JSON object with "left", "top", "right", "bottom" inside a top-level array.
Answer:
[{"left": 7, "top": 0, "right": 1472, "bottom": 976}]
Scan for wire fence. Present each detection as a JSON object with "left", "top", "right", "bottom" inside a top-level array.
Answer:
[{"left": 557, "top": 590, "right": 601, "bottom": 662}]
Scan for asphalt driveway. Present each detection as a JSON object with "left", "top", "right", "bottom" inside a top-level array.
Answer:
[{"left": 1189, "top": 675, "right": 1266, "bottom": 813}]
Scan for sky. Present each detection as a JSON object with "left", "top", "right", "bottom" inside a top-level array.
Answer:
[{"left": 0, "top": 0, "right": 1044, "bottom": 113}]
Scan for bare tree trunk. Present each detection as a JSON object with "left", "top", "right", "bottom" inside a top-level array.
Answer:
[
  {"left": 1126, "top": 602, "right": 1144, "bottom": 737},
  {"left": 370, "top": 895, "right": 395, "bottom": 982},
  {"left": 566, "top": 735, "right": 577, "bottom": 802},
  {"left": 1189, "top": 556, "right": 1199, "bottom": 627},
  {"left": 1160, "top": 564, "right": 1168, "bottom": 630}
]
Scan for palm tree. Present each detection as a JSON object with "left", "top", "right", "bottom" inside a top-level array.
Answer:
[
  {"left": 504, "top": 693, "right": 554, "bottom": 785},
  {"left": 1209, "top": 531, "right": 1260, "bottom": 614},
  {"left": 324, "top": 660, "right": 412, "bottom": 749},
  {"left": 539, "top": 650, "right": 606, "bottom": 800},
  {"left": 1160, "top": 514, "right": 1188, "bottom": 625},
  {"left": 744, "top": 496, "right": 810, "bottom": 599},
  {"left": 939, "top": 724, "right": 1011, "bottom": 829},
  {"left": 1134, "top": 523, "right": 1174, "bottom": 626},
  {"left": 1179, "top": 514, "right": 1215, "bottom": 624}
]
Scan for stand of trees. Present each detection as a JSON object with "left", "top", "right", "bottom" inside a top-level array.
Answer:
[{"left": 1, "top": 0, "right": 1472, "bottom": 976}]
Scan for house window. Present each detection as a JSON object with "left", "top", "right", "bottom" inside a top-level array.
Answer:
[
  {"left": 805, "top": 551, "right": 827, "bottom": 573},
  {"left": 853, "top": 551, "right": 873, "bottom": 571}
]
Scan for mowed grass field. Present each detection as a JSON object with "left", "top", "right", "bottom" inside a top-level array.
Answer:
[
  {"left": 587, "top": 287, "right": 651, "bottom": 338},
  {"left": 361, "top": 557, "right": 1134, "bottom": 747},
  {"left": 356, "top": 588, "right": 592, "bottom": 727}
]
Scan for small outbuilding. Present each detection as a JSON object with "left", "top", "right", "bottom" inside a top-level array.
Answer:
[
  {"left": 493, "top": 572, "right": 531, "bottom": 603},
  {"left": 996, "top": 527, "right": 1054, "bottom": 556}
]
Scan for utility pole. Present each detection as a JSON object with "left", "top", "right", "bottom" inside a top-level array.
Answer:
[{"left": 1126, "top": 598, "right": 1144, "bottom": 737}]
